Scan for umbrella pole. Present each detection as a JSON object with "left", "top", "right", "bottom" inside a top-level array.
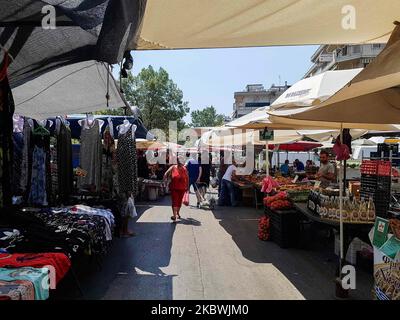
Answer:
[
  {"left": 266, "top": 141, "right": 269, "bottom": 177},
  {"left": 337, "top": 124, "right": 346, "bottom": 296}
]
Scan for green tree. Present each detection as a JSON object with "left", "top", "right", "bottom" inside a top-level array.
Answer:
[
  {"left": 190, "top": 106, "right": 225, "bottom": 127},
  {"left": 122, "top": 66, "right": 189, "bottom": 132},
  {"left": 93, "top": 107, "right": 129, "bottom": 116}
]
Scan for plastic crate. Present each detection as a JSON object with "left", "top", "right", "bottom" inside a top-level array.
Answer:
[
  {"left": 266, "top": 208, "right": 300, "bottom": 249},
  {"left": 360, "top": 160, "right": 379, "bottom": 175}
]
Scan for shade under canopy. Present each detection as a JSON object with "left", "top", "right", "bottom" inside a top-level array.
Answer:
[{"left": 136, "top": 0, "right": 400, "bottom": 50}]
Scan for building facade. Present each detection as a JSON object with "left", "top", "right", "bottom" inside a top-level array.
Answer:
[
  {"left": 233, "top": 83, "right": 290, "bottom": 119},
  {"left": 304, "top": 44, "right": 385, "bottom": 78}
]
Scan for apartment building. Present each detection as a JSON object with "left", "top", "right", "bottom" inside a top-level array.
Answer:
[{"left": 304, "top": 44, "right": 385, "bottom": 78}]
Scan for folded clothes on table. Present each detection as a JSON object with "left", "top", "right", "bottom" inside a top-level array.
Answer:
[
  {"left": 0, "top": 267, "right": 49, "bottom": 300},
  {"left": 0, "top": 253, "right": 71, "bottom": 283}
]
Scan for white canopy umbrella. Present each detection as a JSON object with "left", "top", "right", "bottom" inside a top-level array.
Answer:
[
  {"left": 298, "top": 129, "right": 368, "bottom": 142},
  {"left": 271, "top": 69, "right": 362, "bottom": 111},
  {"left": 136, "top": 0, "right": 400, "bottom": 50},
  {"left": 199, "top": 128, "right": 302, "bottom": 147},
  {"left": 269, "top": 25, "right": 400, "bottom": 125},
  {"left": 352, "top": 139, "right": 377, "bottom": 147}
]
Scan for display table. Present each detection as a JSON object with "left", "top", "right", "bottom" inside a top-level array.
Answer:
[
  {"left": 141, "top": 179, "right": 165, "bottom": 201},
  {"left": 232, "top": 180, "right": 264, "bottom": 209},
  {"left": 294, "top": 202, "right": 373, "bottom": 274}
]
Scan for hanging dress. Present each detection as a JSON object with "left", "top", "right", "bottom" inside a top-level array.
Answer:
[
  {"left": 28, "top": 146, "right": 48, "bottom": 206},
  {"left": 78, "top": 120, "right": 102, "bottom": 193},
  {"left": 21, "top": 120, "right": 32, "bottom": 195},
  {"left": 116, "top": 126, "right": 138, "bottom": 196},
  {"left": 101, "top": 125, "right": 115, "bottom": 197},
  {"left": 57, "top": 121, "right": 73, "bottom": 202}
]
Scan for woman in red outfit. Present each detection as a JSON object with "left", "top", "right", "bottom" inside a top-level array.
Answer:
[{"left": 164, "top": 156, "right": 189, "bottom": 222}]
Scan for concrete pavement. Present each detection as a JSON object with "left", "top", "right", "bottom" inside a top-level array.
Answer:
[{"left": 57, "top": 194, "right": 373, "bottom": 300}]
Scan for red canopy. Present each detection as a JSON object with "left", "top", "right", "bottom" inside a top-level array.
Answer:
[{"left": 268, "top": 141, "right": 322, "bottom": 152}]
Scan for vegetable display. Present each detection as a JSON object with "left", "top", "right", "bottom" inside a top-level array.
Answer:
[{"left": 263, "top": 192, "right": 293, "bottom": 210}]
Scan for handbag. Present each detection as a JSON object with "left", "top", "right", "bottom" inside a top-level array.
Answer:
[{"left": 182, "top": 191, "right": 189, "bottom": 206}]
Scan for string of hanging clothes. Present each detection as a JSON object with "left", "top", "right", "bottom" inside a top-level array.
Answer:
[{"left": 9, "top": 114, "right": 138, "bottom": 208}]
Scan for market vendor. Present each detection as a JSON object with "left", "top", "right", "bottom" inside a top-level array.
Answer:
[
  {"left": 316, "top": 150, "right": 336, "bottom": 187},
  {"left": 218, "top": 161, "right": 238, "bottom": 207}
]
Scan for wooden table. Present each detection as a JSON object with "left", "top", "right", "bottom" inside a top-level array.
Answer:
[{"left": 232, "top": 181, "right": 264, "bottom": 209}]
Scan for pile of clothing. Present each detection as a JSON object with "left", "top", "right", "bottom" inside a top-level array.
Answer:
[{"left": 0, "top": 204, "right": 115, "bottom": 300}]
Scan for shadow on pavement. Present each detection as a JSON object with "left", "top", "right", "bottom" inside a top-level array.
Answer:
[
  {"left": 56, "top": 201, "right": 199, "bottom": 300},
  {"left": 210, "top": 204, "right": 373, "bottom": 300}
]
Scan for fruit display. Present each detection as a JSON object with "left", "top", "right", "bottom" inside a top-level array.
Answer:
[
  {"left": 237, "top": 175, "right": 265, "bottom": 187},
  {"left": 274, "top": 176, "right": 293, "bottom": 185},
  {"left": 278, "top": 184, "right": 313, "bottom": 192},
  {"left": 258, "top": 216, "right": 270, "bottom": 241},
  {"left": 263, "top": 191, "right": 293, "bottom": 210}
]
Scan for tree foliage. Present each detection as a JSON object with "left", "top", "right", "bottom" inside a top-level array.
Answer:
[
  {"left": 190, "top": 106, "right": 225, "bottom": 127},
  {"left": 121, "top": 66, "right": 189, "bottom": 132}
]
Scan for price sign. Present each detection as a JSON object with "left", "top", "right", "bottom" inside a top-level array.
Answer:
[{"left": 259, "top": 128, "right": 274, "bottom": 141}]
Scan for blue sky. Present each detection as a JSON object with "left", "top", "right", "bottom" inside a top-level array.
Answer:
[{"left": 123, "top": 45, "right": 318, "bottom": 122}]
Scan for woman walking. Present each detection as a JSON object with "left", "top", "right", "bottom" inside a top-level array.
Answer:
[{"left": 164, "top": 156, "right": 189, "bottom": 222}]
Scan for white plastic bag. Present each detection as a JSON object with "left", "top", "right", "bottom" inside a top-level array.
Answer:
[{"left": 125, "top": 196, "right": 137, "bottom": 218}]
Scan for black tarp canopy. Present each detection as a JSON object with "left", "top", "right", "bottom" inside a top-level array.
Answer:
[{"left": 0, "top": 0, "right": 146, "bottom": 88}]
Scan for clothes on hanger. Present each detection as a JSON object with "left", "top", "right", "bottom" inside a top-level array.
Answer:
[
  {"left": 101, "top": 124, "right": 116, "bottom": 197},
  {"left": 56, "top": 119, "right": 73, "bottom": 202},
  {"left": 0, "top": 54, "right": 14, "bottom": 208},
  {"left": 78, "top": 119, "right": 102, "bottom": 193},
  {"left": 116, "top": 124, "right": 138, "bottom": 196},
  {"left": 28, "top": 146, "right": 48, "bottom": 206},
  {"left": 21, "top": 119, "right": 33, "bottom": 197}
]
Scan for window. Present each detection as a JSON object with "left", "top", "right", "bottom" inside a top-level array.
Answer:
[
  {"left": 352, "top": 45, "right": 361, "bottom": 54},
  {"left": 244, "top": 102, "right": 270, "bottom": 108}
]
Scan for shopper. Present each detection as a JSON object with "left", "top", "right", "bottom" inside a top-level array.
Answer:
[
  {"left": 198, "top": 152, "right": 211, "bottom": 198},
  {"left": 316, "top": 150, "right": 336, "bottom": 187},
  {"left": 164, "top": 156, "right": 189, "bottom": 222},
  {"left": 137, "top": 150, "right": 149, "bottom": 178},
  {"left": 293, "top": 159, "right": 305, "bottom": 171},
  {"left": 218, "top": 161, "right": 238, "bottom": 207},
  {"left": 280, "top": 160, "right": 290, "bottom": 176},
  {"left": 185, "top": 152, "right": 202, "bottom": 207}
]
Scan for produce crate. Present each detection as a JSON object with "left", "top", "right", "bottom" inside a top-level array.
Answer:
[
  {"left": 265, "top": 207, "right": 299, "bottom": 249},
  {"left": 360, "top": 160, "right": 379, "bottom": 175}
]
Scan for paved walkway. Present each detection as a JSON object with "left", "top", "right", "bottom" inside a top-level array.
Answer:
[{"left": 61, "top": 194, "right": 373, "bottom": 300}]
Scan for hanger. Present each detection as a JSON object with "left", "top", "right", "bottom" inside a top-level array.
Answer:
[{"left": 33, "top": 125, "right": 50, "bottom": 136}]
